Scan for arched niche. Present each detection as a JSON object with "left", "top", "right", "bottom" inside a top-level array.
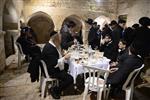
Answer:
[
  {"left": 61, "top": 15, "right": 84, "bottom": 34},
  {"left": 27, "top": 11, "right": 54, "bottom": 43},
  {"left": 94, "top": 15, "right": 111, "bottom": 29}
]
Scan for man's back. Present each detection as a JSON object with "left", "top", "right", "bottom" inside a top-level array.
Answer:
[
  {"left": 17, "top": 36, "right": 30, "bottom": 55},
  {"left": 132, "top": 26, "right": 150, "bottom": 57},
  {"left": 107, "top": 54, "right": 143, "bottom": 86}
]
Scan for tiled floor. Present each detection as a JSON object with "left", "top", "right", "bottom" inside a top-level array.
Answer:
[{"left": 0, "top": 54, "right": 150, "bottom": 100}]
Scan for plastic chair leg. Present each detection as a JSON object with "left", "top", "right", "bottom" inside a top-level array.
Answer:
[
  {"left": 130, "top": 86, "right": 134, "bottom": 100},
  {"left": 103, "top": 90, "right": 106, "bottom": 100},
  {"left": 41, "top": 80, "right": 47, "bottom": 99},
  {"left": 18, "top": 53, "right": 21, "bottom": 68},
  {"left": 40, "top": 76, "right": 44, "bottom": 92},
  {"left": 83, "top": 84, "right": 89, "bottom": 100},
  {"left": 98, "top": 89, "right": 103, "bottom": 100},
  {"left": 125, "top": 89, "right": 131, "bottom": 100},
  {"left": 106, "top": 87, "right": 110, "bottom": 100}
]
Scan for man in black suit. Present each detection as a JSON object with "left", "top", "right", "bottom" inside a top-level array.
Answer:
[
  {"left": 16, "top": 27, "right": 41, "bottom": 82},
  {"left": 100, "top": 34, "right": 118, "bottom": 61},
  {"left": 117, "top": 39, "right": 127, "bottom": 59},
  {"left": 109, "top": 20, "right": 122, "bottom": 48},
  {"left": 41, "top": 31, "right": 73, "bottom": 99},
  {"left": 107, "top": 46, "right": 143, "bottom": 98},
  {"left": 88, "top": 22, "right": 99, "bottom": 49},
  {"left": 118, "top": 19, "right": 126, "bottom": 39},
  {"left": 61, "top": 21, "right": 83, "bottom": 50},
  {"left": 131, "top": 17, "right": 150, "bottom": 58}
]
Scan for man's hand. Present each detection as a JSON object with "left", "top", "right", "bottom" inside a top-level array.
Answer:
[
  {"left": 64, "top": 53, "right": 71, "bottom": 60},
  {"left": 110, "top": 68, "right": 118, "bottom": 73}
]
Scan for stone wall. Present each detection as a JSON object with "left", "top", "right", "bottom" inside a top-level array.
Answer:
[
  {"left": 23, "top": 0, "right": 118, "bottom": 30},
  {"left": 0, "top": 30, "right": 6, "bottom": 73},
  {"left": 0, "top": 0, "right": 5, "bottom": 30},
  {"left": 4, "top": 30, "right": 19, "bottom": 57},
  {"left": 117, "top": 0, "right": 150, "bottom": 26},
  {"left": 0, "top": 0, "right": 6, "bottom": 73}
]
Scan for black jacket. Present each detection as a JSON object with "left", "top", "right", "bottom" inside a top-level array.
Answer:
[
  {"left": 131, "top": 26, "right": 150, "bottom": 58},
  {"left": 88, "top": 27, "right": 99, "bottom": 49},
  {"left": 100, "top": 41, "right": 118, "bottom": 61},
  {"left": 41, "top": 43, "right": 61, "bottom": 76},
  {"left": 123, "top": 27, "right": 134, "bottom": 47},
  {"left": 107, "top": 53, "right": 143, "bottom": 86},
  {"left": 111, "top": 25, "right": 122, "bottom": 47},
  {"left": 17, "top": 36, "right": 42, "bottom": 82},
  {"left": 61, "top": 32, "right": 83, "bottom": 50}
]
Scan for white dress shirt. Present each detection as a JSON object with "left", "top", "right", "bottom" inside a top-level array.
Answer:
[{"left": 49, "top": 40, "right": 65, "bottom": 70}]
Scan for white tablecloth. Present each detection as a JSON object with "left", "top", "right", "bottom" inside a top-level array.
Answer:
[{"left": 68, "top": 57, "right": 110, "bottom": 84}]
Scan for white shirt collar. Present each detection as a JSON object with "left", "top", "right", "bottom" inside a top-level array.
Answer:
[{"left": 49, "top": 39, "right": 56, "bottom": 47}]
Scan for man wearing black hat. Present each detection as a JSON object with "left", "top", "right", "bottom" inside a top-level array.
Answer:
[
  {"left": 16, "top": 27, "right": 42, "bottom": 82},
  {"left": 109, "top": 20, "right": 122, "bottom": 48},
  {"left": 131, "top": 17, "right": 150, "bottom": 58},
  {"left": 88, "top": 22, "right": 99, "bottom": 49},
  {"left": 41, "top": 31, "right": 73, "bottom": 99},
  {"left": 118, "top": 19, "right": 126, "bottom": 38}
]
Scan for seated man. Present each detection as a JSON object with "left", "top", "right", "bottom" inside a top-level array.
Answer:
[
  {"left": 41, "top": 31, "right": 73, "bottom": 99},
  {"left": 16, "top": 27, "right": 40, "bottom": 57},
  {"left": 110, "top": 39, "right": 128, "bottom": 67},
  {"left": 100, "top": 34, "right": 118, "bottom": 61},
  {"left": 118, "top": 39, "right": 127, "bottom": 57},
  {"left": 16, "top": 27, "right": 41, "bottom": 82},
  {"left": 107, "top": 46, "right": 143, "bottom": 98}
]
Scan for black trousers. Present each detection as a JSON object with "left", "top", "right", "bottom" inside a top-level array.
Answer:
[
  {"left": 51, "top": 70, "right": 73, "bottom": 94},
  {"left": 27, "top": 46, "right": 41, "bottom": 82}
]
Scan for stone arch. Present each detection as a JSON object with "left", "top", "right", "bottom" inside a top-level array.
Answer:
[
  {"left": 27, "top": 11, "right": 54, "bottom": 43},
  {"left": 94, "top": 15, "right": 111, "bottom": 30}
]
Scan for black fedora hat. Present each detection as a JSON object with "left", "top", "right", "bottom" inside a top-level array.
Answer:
[
  {"left": 139, "top": 17, "right": 150, "bottom": 26},
  {"left": 85, "top": 18, "right": 93, "bottom": 25},
  {"left": 109, "top": 20, "right": 117, "bottom": 26}
]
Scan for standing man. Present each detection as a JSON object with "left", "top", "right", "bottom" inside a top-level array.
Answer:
[
  {"left": 88, "top": 22, "right": 99, "bottom": 49},
  {"left": 109, "top": 20, "right": 122, "bottom": 48}
]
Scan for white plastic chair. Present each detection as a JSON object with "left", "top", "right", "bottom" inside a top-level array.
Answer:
[
  {"left": 40, "top": 60, "right": 59, "bottom": 99},
  {"left": 82, "top": 66, "right": 110, "bottom": 100},
  {"left": 122, "top": 64, "right": 144, "bottom": 100},
  {"left": 16, "top": 42, "right": 28, "bottom": 67}
]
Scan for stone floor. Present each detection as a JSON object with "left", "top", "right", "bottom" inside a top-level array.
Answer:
[
  {"left": 0, "top": 55, "right": 90, "bottom": 100},
  {"left": 0, "top": 54, "right": 150, "bottom": 100}
]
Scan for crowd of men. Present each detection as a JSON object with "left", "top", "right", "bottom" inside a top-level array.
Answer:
[{"left": 16, "top": 16, "right": 150, "bottom": 99}]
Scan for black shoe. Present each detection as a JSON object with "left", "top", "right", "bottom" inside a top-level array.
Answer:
[{"left": 49, "top": 87, "right": 60, "bottom": 99}]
